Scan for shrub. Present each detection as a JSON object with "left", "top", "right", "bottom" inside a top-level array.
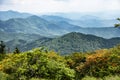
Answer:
[
  {"left": 76, "top": 49, "right": 120, "bottom": 78},
  {"left": 0, "top": 48, "right": 75, "bottom": 80}
]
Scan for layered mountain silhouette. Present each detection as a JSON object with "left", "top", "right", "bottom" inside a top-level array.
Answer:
[
  {"left": 0, "top": 14, "right": 120, "bottom": 39},
  {"left": 1, "top": 10, "right": 120, "bottom": 54},
  {"left": 0, "top": 10, "right": 32, "bottom": 20},
  {"left": 0, "top": 15, "right": 80, "bottom": 37}
]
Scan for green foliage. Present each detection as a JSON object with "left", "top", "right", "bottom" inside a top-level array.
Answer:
[
  {"left": 13, "top": 47, "right": 20, "bottom": 54},
  {"left": 75, "top": 48, "right": 120, "bottom": 78},
  {"left": 0, "top": 71, "right": 10, "bottom": 80},
  {"left": 82, "top": 75, "right": 120, "bottom": 80},
  {"left": 0, "top": 45, "right": 120, "bottom": 80},
  {"left": 0, "top": 48, "right": 75, "bottom": 80},
  {"left": 3, "top": 32, "right": 120, "bottom": 55},
  {"left": 0, "top": 54, "right": 6, "bottom": 61},
  {"left": 115, "top": 18, "right": 120, "bottom": 27},
  {"left": 65, "top": 52, "right": 86, "bottom": 69},
  {"left": 27, "top": 32, "right": 120, "bottom": 55},
  {"left": 0, "top": 41, "right": 6, "bottom": 54}
]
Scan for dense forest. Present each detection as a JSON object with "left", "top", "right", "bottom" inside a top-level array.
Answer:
[
  {"left": 0, "top": 42, "right": 120, "bottom": 80},
  {"left": 4, "top": 32, "right": 120, "bottom": 55}
]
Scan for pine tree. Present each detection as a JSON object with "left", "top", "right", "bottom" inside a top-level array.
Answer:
[
  {"left": 0, "top": 41, "right": 6, "bottom": 54},
  {"left": 115, "top": 18, "right": 120, "bottom": 27},
  {"left": 14, "top": 47, "right": 20, "bottom": 54}
]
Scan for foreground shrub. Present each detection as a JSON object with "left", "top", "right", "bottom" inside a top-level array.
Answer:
[
  {"left": 0, "top": 45, "right": 120, "bottom": 80},
  {"left": 0, "top": 54, "right": 6, "bottom": 61},
  {"left": 0, "top": 71, "right": 10, "bottom": 80},
  {"left": 82, "top": 75, "right": 120, "bottom": 80},
  {"left": 76, "top": 48, "right": 120, "bottom": 78},
  {"left": 0, "top": 48, "right": 75, "bottom": 80}
]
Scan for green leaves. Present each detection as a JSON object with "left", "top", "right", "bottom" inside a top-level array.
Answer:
[
  {"left": 0, "top": 46, "right": 120, "bottom": 80},
  {"left": 115, "top": 18, "right": 120, "bottom": 27},
  {"left": 0, "top": 48, "right": 75, "bottom": 80}
]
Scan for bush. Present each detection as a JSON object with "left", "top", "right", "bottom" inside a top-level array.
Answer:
[
  {"left": 0, "top": 48, "right": 75, "bottom": 80},
  {"left": 76, "top": 49, "right": 120, "bottom": 78},
  {"left": 82, "top": 75, "right": 120, "bottom": 80},
  {"left": 0, "top": 71, "right": 11, "bottom": 80},
  {"left": 0, "top": 46, "right": 120, "bottom": 80}
]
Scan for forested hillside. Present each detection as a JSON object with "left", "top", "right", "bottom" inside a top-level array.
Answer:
[{"left": 9, "top": 32, "right": 120, "bottom": 55}]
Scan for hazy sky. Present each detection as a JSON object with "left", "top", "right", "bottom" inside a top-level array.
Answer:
[{"left": 0, "top": 0, "right": 120, "bottom": 13}]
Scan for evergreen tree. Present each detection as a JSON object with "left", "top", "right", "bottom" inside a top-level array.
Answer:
[
  {"left": 14, "top": 47, "right": 20, "bottom": 54},
  {"left": 0, "top": 41, "right": 6, "bottom": 54},
  {"left": 115, "top": 18, "right": 120, "bottom": 27}
]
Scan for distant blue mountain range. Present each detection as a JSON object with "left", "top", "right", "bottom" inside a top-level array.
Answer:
[
  {"left": 0, "top": 10, "right": 120, "bottom": 54},
  {"left": 0, "top": 10, "right": 32, "bottom": 20},
  {"left": 0, "top": 10, "right": 120, "bottom": 40}
]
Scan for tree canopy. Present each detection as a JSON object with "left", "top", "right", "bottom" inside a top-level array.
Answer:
[
  {"left": 115, "top": 18, "right": 120, "bottom": 27},
  {"left": 0, "top": 41, "right": 6, "bottom": 54}
]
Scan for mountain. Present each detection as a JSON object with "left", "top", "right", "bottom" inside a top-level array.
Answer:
[
  {"left": 5, "top": 39, "right": 27, "bottom": 52},
  {"left": 1, "top": 15, "right": 120, "bottom": 39},
  {"left": 41, "top": 15, "right": 105, "bottom": 27},
  {"left": 54, "top": 11, "right": 120, "bottom": 20},
  {"left": 5, "top": 36, "right": 51, "bottom": 52},
  {"left": 70, "top": 18, "right": 118, "bottom": 28},
  {"left": 0, "top": 10, "right": 119, "bottom": 28},
  {"left": 41, "top": 15, "right": 81, "bottom": 32},
  {"left": 53, "top": 12, "right": 120, "bottom": 27},
  {"left": 41, "top": 15, "right": 72, "bottom": 23},
  {"left": 0, "top": 31, "right": 44, "bottom": 42},
  {"left": 0, "top": 10, "right": 32, "bottom": 20},
  {"left": 80, "top": 27, "right": 120, "bottom": 38},
  {"left": 17, "top": 32, "right": 120, "bottom": 55},
  {"left": 0, "top": 16, "right": 57, "bottom": 34},
  {"left": 0, "top": 14, "right": 120, "bottom": 39},
  {"left": 37, "top": 15, "right": 120, "bottom": 38},
  {"left": 0, "top": 15, "right": 83, "bottom": 37}
]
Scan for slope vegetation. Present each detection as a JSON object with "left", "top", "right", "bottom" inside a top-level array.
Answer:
[{"left": 21, "top": 32, "right": 120, "bottom": 54}]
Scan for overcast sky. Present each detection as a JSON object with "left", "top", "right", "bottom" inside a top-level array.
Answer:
[{"left": 0, "top": 0, "right": 120, "bottom": 14}]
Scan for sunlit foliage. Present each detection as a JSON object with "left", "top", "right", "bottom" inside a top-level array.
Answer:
[
  {"left": 75, "top": 47, "right": 120, "bottom": 78},
  {"left": 0, "top": 47, "right": 75, "bottom": 80},
  {"left": 0, "top": 45, "right": 120, "bottom": 80}
]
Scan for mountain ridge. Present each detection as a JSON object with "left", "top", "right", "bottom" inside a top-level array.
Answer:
[
  {"left": 0, "top": 10, "right": 32, "bottom": 20},
  {"left": 0, "top": 15, "right": 120, "bottom": 39},
  {"left": 10, "top": 32, "right": 120, "bottom": 55}
]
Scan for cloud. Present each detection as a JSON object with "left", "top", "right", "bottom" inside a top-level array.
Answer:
[{"left": 0, "top": 0, "right": 120, "bottom": 13}]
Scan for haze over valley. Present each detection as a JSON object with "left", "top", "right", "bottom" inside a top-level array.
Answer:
[{"left": 0, "top": 10, "right": 120, "bottom": 53}]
